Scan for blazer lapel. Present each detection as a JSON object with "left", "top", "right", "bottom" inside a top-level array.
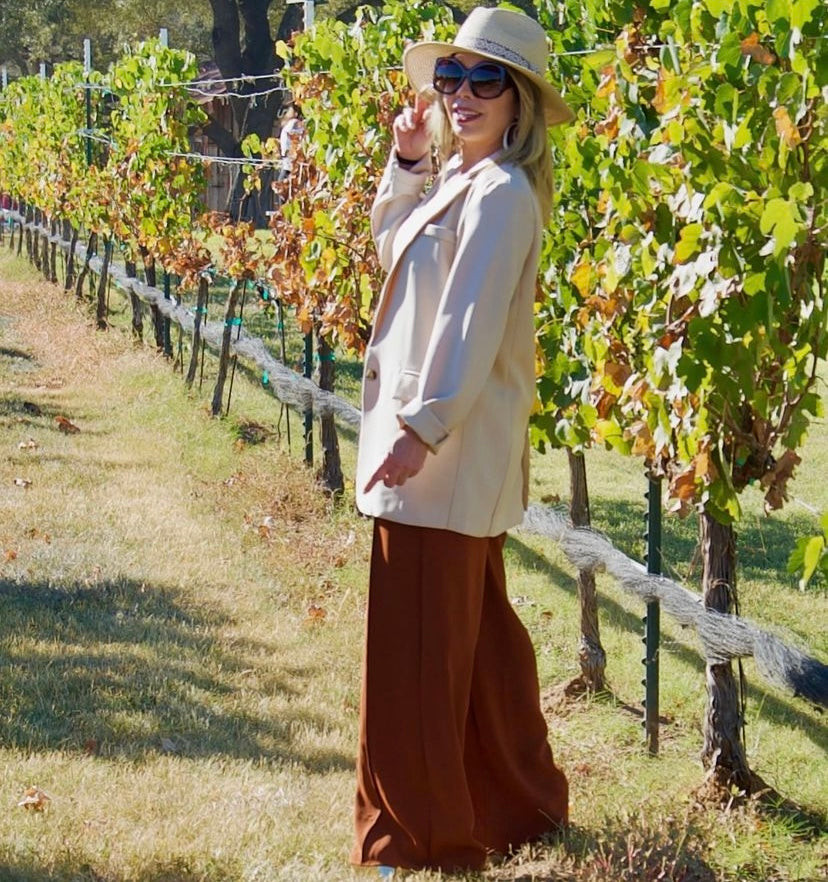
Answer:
[{"left": 371, "top": 158, "right": 494, "bottom": 335}]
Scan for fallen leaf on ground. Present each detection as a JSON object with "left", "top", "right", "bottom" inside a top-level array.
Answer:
[
  {"left": 24, "top": 528, "right": 50, "bottom": 542},
  {"left": 306, "top": 603, "right": 327, "bottom": 622},
  {"left": 55, "top": 415, "right": 80, "bottom": 434},
  {"left": 18, "top": 787, "right": 51, "bottom": 811},
  {"left": 3, "top": 549, "right": 18, "bottom": 562}
]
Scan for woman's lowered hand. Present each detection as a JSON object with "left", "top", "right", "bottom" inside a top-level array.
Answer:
[{"left": 364, "top": 425, "right": 429, "bottom": 492}]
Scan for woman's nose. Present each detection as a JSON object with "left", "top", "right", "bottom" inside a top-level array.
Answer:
[{"left": 456, "top": 77, "right": 474, "bottom": 99}]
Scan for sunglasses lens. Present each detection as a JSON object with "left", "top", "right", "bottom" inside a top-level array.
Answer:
[
  {"left": 433, "top": 58, "right": 464, "bottom": 94},
  {"left": 469, "top": 63, "right": 507, "bottom": 98},
  {"left": 432, "top": 57, "right": 510, "bottom": 99}
]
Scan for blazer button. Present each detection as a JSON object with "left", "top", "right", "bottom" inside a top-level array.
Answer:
[{"left": 365, "top": 368, "right": 377, "bottom": 380}]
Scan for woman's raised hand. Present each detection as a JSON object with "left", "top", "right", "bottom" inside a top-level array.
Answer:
[{"left": 392, "top": 95, "right": 432, "bottom": 163}]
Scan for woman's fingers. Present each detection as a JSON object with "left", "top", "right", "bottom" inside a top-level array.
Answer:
[
  {"left": 393, "top": 96, "right": 433, "bottom": 158},
  {"left": 412, "top": 93, "right": 431, "bottom": 124},
  {"left": 364, "top": 457, "right": 409, "bottom": 493}
]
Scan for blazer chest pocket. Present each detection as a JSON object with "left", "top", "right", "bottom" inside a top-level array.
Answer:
[
  {"left": 423, "top": 223, "right": 455, "bottom": 243},
  {"left": 420, "top": 223, "right": 457, "bottom": 274},
  {"left": 392, "top": 370, "right": 420, "bottom": 404}
]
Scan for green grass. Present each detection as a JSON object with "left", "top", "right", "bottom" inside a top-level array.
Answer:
[{"left": 0, "top": 247, "right": 826, "bottom": 881}]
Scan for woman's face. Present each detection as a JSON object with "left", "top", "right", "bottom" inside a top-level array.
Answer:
[{"left": 440, "top": 51, "right": 518, "bottom": 166}]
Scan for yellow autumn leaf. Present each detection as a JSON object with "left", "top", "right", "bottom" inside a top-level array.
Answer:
[
  {"left": 571, "top": 259, "right": 592, "bottom": 298},
  {"left": 596, "top": 66, "right": 617, "bottom": 99},
  {"left": 694, "top": 449, "right": 718, "bottom": 485},
  {"left": 773, "top": 107, "right": 802, "bottom": 148},
  {"left": 629, "top": 423, "right": 653, "bottom": 457},
  {"left": 595, "top": 106, "right": 620, "bottom": 140}
]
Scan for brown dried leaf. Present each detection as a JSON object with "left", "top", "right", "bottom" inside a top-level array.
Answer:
[
  {"left": 740, "top": 33, "right": 777, "bottom": 66},
  {"left": 761, "top": 449, "right": 801, "bottom": 512},
  {"left": 306, "top": 603, "right": 327, "bottom": 623},
  {"left": 18, "top": 786, "right": 51, "bottom": 811},
  {"left": 604, "top": 361, "right": 632, "bottom": 391},
  {"left": 670, "top": 469, "right": 697, "bottom": 501},
  {"left": 55, "top": 415, "right": 80, "bottom": 434}
]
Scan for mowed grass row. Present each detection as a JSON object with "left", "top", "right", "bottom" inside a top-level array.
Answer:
[{"left": 0, "top": 249, "right": 825, "bottom": 881}]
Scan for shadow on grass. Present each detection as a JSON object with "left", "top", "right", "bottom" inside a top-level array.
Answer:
[
  {"left": 508, "top": 499, "right": 828, "bottom": 755},
  {"left": 0, "top": 577, "right": 352, "bottom": 773},
  {"left": 0, "top": 394, "right": 104, "bottom": 440},
  {"left": 0, "top": 345, "right": 35, "bottom": 364}
]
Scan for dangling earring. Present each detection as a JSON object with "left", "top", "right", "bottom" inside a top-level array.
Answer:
[{"left": 502, "top": 121, "right": 518, "bottom": 149}]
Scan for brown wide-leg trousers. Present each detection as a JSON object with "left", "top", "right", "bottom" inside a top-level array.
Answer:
[{"left": 351, "top": 518, "right": 568, "bottom": 872}]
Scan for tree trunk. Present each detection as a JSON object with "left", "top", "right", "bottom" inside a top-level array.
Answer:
[
  {"left": 186, "top": 276, "right": 209, "bottom": 387},
  {"left": 699, "top": 511, "right": 752, "bottom": 792},
  {"left": 211, "top": 280, "right": 242, "bottom": 415},
  {"left": 95, "top": 237, "right": 112, "bottom": 329},
  {"left": 49, "top": 220, "right": 58, "bottom": 284},
  {"left": 316, "top": 327, "right": 344, "bottom": 496},
  {"left": 568, "top": 448, "right": 606, "bottom": 691},
  {"left": 26, "top": 207, "right": 35, "bottom": 265},
  {"left": 124, "top": 259, "right": 143, "bottom": 342},
  {"left": 74, "top": 232, "right": 97, "bottom": 301},
  {"left": 207, "top": 0, "right": 292, "bottom": 224},
  {"left": 140, "top": 247, "right": 165, "bottom": 350},
  {"left": 40, "top": 228, "right": 50, "bottom": 281},
  {"left": 65, "top": 222, "right": 78, "bottom": 291},
  {"left": 16, "top": 205, "right": 24, "bottom": 256}
]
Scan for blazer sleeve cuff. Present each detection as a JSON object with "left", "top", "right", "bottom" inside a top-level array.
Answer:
[
  {"left": 386, "top": 154, "right": 431, "bottom": 191},
  {"left": 397, "top": 402, "right": 449, "bottom": 453}
]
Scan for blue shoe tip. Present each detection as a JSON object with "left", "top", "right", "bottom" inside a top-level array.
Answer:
[{"left": 378, "top": 867, "right": 395, "bottom": 879}]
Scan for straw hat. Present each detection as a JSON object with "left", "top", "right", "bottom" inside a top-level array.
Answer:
[{"left": 403, "top": 7, "right": 573, "bottom": 126}]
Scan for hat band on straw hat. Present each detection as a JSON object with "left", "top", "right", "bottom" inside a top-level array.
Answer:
[{"left": 459, "top": 38, "right": 540, "bottom": 75}]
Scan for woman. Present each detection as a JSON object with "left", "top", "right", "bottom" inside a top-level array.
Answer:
[{"left": 352, "top": 7, "right": 573, "bottom": 874}]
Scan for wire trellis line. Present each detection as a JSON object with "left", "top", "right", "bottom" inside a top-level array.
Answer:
[
  {"left": 163, "top": 151, "right": 283, "bottom": 167},
  {"left": 519, "top": 505, "right": 828, "bottom": 709},
  {"left": 12, "top": 214, "right": 360, "bottom": 428}
]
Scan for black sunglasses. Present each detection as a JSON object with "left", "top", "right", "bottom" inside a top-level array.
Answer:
[{"left": 432, "top": 56, "right": 513, "bottom": 99}]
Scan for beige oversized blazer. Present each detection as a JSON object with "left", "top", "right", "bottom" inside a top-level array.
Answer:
[{"left": 355, "top": 151, "right": 542, "bottom": 538}]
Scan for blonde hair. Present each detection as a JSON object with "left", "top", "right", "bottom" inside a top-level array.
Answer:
[{"left": 427, "top": 69, "right": 555, "bottom": 220}]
